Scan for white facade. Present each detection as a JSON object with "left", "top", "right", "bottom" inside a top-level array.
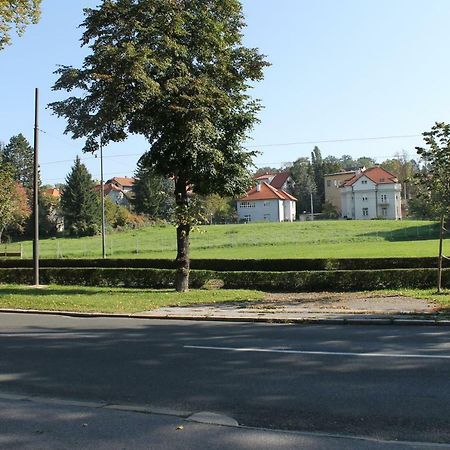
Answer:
[
  {"left": 340, "top": 176, "right": 402, "bottom": 220},
  {"left": 237, "top": 199, "right": 296, "bottom": 223}
]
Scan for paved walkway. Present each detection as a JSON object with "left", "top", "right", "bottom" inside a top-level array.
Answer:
[{"left": 143, "top": 292, "right": 449, "bottom": 325}]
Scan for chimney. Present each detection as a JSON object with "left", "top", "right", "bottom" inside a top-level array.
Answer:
[{"left": 256, "top": 183, "right": 261, "bottom": 192}]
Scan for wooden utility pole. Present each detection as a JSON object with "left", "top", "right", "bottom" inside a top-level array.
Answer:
[
  {"left": 100, "top": 139, "right": 106, "bottom": 259},
  {"left": 33, "top": 88, "right": 40, "bottom": 286},
  {"left": 438, "top": 214, "right": 444, "bottom": 293}
]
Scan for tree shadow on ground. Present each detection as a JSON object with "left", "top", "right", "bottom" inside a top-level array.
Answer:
[{"left": 360, "top": 223, "right": 441, "bottom": 242}]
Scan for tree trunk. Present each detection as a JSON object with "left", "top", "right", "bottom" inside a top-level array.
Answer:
[{"left": 175, "top": 176, "right": 190, "bottom": 292}]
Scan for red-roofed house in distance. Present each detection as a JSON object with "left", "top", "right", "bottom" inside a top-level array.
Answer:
[
  {"left": 95, "top": 176, "right": 135, "bottom": 207},
  {"left": 236, "top": 182, "right": 297, "bottom": 223},
  {"left": 340, "top": 167, "right": 402, "bottom": 219}
]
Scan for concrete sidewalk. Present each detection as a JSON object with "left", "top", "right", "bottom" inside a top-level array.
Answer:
[
  {"left": 1, "top": 291, "right": 449, "bottom": 325},
  {"left": 1, "top": 394, "right": 448, "bottom": 450}
]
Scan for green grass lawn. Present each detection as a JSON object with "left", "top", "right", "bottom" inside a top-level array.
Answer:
[
  {"left": 0, "top": 285, "right": 448, "bottom": 314},
  {"left": 0, "top": 285, "right": 264, "bottom": 313},
  {"left": 3, "top": 219, "right": 448, "bottom": 259}
]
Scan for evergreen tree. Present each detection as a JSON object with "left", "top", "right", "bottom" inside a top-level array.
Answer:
[
  {"left": 61, "top": 156, "right": 100, "bottom": 236},
  {"left": 311, "top": 146, "right": 324, "bottom": 209},
  {"left": 50, "top": 0, "right": 268, "bottom": 291},
  {"left": 290, "top": 157, "right": 316, "bottom": 215},
  {"left": 2, "top": 133, "right": 34, "bottom": 190},
  {"left": 132, "top": 162, "right": 174, "bottom": 220}
]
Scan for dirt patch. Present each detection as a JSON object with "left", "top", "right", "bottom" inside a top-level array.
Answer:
[{"left": 257, "top": 292, "right": 439, "bottom": 314}]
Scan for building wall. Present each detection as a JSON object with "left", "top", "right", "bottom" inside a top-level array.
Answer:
[
  {"left": 340, "top": 177, "right": 402, "bottom": 220},
  {"left": 283, "top": 200, "right": 296, "bottom": 221},
  {"left": 237, "top": 199, "right": 281, "bottom": 222},
  {"left": 324, "top": 172, "right": 356, "bottom": 213}
]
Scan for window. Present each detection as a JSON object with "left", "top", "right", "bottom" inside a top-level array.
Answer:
[
  {"left": 362, "top": 208, "right": 369, "bottom": 217},
  {"left": 263, "top": 201, "right": 270, "bottom": 207},
  {"left": 382, "top": 207, "right": 388, "bottom": 217},
  {"left": 263, "top": 214, "right": 271, "bottom": 221},
  {"left": 380, "top": 194, "right": 387, "bottom": 202},
  {"left": 244, "top": 214, "right": 251, "bottom": 222},
  {"left": 362, "top": 196, "right": 368, "bottom": 201},
  {"left": 361, "top": 180, "right": 368, "bottom": 185},
  {"left": 240, "top": 201, "right": 256, "bottom": 208},
  {"left": 326, "top": 180, "right": 331, "bottom": 187}
]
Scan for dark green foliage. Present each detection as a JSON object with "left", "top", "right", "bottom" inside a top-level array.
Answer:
[
  {"left": 132, "top": 162, "right": 174, "bottom": 220},
  {"left": 61, "top": 156, "right": 100, "bottom": 236},
  {"left": 290, "top": 157, "right": 316, "bottom": 214},
  {"left": 1, "top": 134, "right": 34, "bottom": 190},
  {"left": 0, "top": 267, "right": 447, "bottom": 292},
  {"left": 0, "top": 257, "right": 446, "bottom": 271},
  {"left": 311, "top": 146, "right": 324, "bottom": 207}
]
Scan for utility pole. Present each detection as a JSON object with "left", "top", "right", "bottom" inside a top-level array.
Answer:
[
  {"left": 33, "top": 88, "right": 40, "bottom": 286},
  {"left": 310, "top": 192, "right": 314, "bottom": 221},
  {"left": 100, "top": 138, "right": 106, "bottom": 259},
  {"left": 438, "top": 214, "right": 445, "bottom": 293}
]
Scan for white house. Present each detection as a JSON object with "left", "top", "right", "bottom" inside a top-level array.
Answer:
[
  {"left": 236, "top": 182, "right": 297, "bottom": 223},
  {"left": 340, "top": 167, "right": 402, "bottom": 220}
]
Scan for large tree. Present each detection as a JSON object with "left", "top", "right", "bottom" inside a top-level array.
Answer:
[
  {"left": 1, "top": 133, "right": 34, "bottom": 189},
  {"left": 0, "top": 0, "right": 41, "bottom": 49},
  {"left": 61, "top": 156, "right": 100, "bottom": 237},
  {"left": 49, "top": 0, "right": 268, "bottom": 291}
]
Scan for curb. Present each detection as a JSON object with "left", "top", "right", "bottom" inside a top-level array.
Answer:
[{"left": 0, "top": 308, "right": 449, "bottom": 326}]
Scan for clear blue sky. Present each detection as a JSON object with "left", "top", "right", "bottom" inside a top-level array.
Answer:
[{"left": 1, "top": 0, "right": 449, "bottom": 185}]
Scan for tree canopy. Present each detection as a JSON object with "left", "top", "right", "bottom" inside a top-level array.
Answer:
[
  {"left": 50, "top": 0, "right": 268, "bottom": 290},
  {"left": 0, "top": 163, "right": 30, "bottom": 242},
  {"left": 0, "top": 0, "right": 41, "bottom": 49},
  {"left": 414, "top": 122, "right": 450, "bottom": 218}
]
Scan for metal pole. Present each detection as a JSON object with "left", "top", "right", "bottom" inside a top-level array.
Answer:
[
  {"left": 33, "top": 88, "right": 40, "bottom": 286},
  {"left": 438, "top": 214, "right": 444, "bottom": 293},
  {"left": 310, "top": 192, "right": 314, "bottom": 221},
  {"left": 100, "top": 139, "right": 106, "bottom": 259}
]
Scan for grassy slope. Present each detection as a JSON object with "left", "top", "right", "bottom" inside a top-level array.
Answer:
[{"left": 5, "top": 219, "right": 448, "bottom": 259}]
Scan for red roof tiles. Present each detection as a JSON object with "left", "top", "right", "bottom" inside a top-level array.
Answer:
[
  {"left": 239, "top": 182, "right": 297, "bottom": 201},
  {"left": 343, "top": 167, "right": 398, "bottom": 187}
]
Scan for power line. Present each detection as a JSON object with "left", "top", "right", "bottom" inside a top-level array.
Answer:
[{"left": 245, "top": 134, "right": 421, "bottom": 148}]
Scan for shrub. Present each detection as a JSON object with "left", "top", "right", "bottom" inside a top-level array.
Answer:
[{"left": 0, "top": 267, "right": 447, "bottom": 292}]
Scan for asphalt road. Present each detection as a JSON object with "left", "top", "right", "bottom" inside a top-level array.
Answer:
[{"left": 0, "top": 313, "right": 449, "bottom": 444}]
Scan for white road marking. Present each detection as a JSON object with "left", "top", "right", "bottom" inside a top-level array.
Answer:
[{"left": 184, "top": 345, "right": 450, "bottom": 360}]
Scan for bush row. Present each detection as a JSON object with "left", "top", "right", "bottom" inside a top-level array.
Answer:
[
  {"left": 0, "top": 267, "right": 446, "bottom": 291},
  {"left": 0, "top": 257, "right": 446, "bottom": 271}
]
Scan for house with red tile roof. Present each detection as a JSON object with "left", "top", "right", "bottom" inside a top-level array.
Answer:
[
  {"left": 340, "top": 166, "right": 402, "bottom": 219},
  {"left": 95, "top": 177, "right": 134, "bottom": 207},
  {"left": 254, "top": 172, "right": 295, "bottom": 193},
  {"left": 106, "top": 176, "right": 135, "bottom": 193},
  {"left": 237, "top": 182, "right": 297, "bottom": 222}
]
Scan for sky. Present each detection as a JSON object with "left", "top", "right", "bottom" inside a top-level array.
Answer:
[{"left": 1, "top": 0, "right": 450, "bottom": 185}]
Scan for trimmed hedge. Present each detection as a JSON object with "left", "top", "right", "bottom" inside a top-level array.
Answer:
[
  {"left": 0, "top": 267, "right": 447, "bottom": 292},
  {"left": 0, "top": 257, "right": 446, "bottom": 271}
]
